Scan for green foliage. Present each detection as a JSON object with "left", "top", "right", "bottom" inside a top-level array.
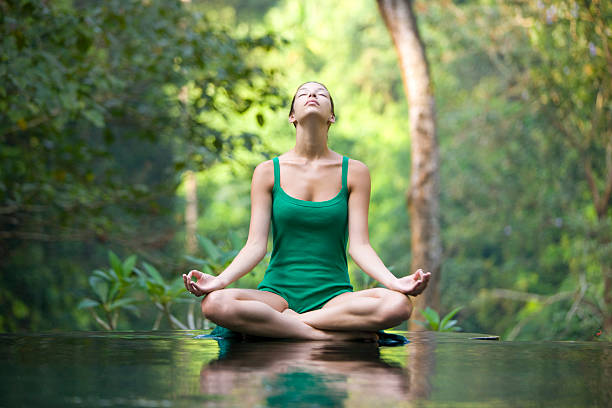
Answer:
[
  {"left": 416, "top": 307, "right": 463, "bottom": 332},
  {"left": 135, "top": 262, "right": 185, "bottom": 307},
  {"left": 0, "top": 0, "right": 283, "bottom": 331},
  {"left": 134, "top": 262, "right": 191, "bottom": 330},
  {"left": 77, "top": 252, "right": 140, "bottom": 330},
  {"left": 79, "top": 251, "right": 193, "bottom": 330},
  {"left": 184, "top": 235, "right": 240, "bottom": 275}
]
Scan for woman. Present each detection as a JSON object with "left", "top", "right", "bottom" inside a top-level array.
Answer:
[{"left": 183, "top": 81, "right": 431, "bottom": 341}]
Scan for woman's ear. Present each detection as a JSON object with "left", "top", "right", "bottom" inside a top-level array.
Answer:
[
  {"left": 288, "top": 113, "right": 297, "bottom": 125},
  {"left": 328, "top": 114, "right": 336, "bottom": 124}
]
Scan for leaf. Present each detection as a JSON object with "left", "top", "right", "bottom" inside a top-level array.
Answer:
[
  {"left": 77, "top": 298, "right": 100, "bottom": 309},
  {"left": 132, "top": 267, "right": 148, "bottom": 288},
  {"left": 108, "top": 251, "right": 123, "bottom": 279},
  {"left": 109, "top": 297, "right": 139, "bottom": 311},
  {"left": 418, "top": 307, "right": 440, "bottom": 331},
  {"left": 92, "top": 269, "right": 111, "bottom": 281},
  {"left": 420, "top": 307, "right": 440, "bottom": 324},
  {"left": 143, "top": 262, "right": 165, "bottom": 286},
  {"left": 440, "top": 306, "right": 463, "bottom": 331},
  {"left": 108, "top": 281, "right": 120, "bottom": 302},
  {"left": 122, "top": 255, "right": 137, "bottom": 276},
  {"left": 146, "top": 281, "right": 165, "bottom": 297},
  {"left": 89, "top": 276, "right": 109, "bottom": 304},
  {"left": 441, "top": 320, "right": 458, "bottom": 331}
]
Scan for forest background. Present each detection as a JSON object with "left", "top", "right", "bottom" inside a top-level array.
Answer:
[{"left": 1, "top": 0, "right": 610, "bottom": 341}]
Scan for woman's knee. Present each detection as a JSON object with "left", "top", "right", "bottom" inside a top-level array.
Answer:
[
  {"left": 379, "top": 291, "right": 412, "bottom": 326},
  {"left": 201, "top": 290, "right": 234, "bottom": 320}
]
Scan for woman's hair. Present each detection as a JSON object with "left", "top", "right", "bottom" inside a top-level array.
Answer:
[{"left": 288, "top": 81, "right": 335, "bottom": 128}]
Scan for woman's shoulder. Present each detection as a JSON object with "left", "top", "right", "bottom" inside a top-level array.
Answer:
[
  {"left": 346, "top": 157, "right": 371, "bottom": 193},
  {"left": 347, "top": 157, "right": 370, "bottom": 175},
  {"left": 252, "top": 159, "right": 275, "bottom": 189}
]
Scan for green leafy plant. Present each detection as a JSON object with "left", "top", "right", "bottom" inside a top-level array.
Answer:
[
  {"left": 79, "top": 250, "right": 199, "bottom": 330},
  {"left": 184, "top": 235, "right": 240, "bottom": 275},
  {"left": 416, "top": 306, "right": 463, "bottom": 332},
  {"left": 134, "top": 262, "right": 190, "bottom": 330},
  {"left": 77, "top": 252, "right": 140, "bottom": 330}
]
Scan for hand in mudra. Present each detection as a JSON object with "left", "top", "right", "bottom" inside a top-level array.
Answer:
[
  {"left": 392, "top": 269, "right": 431, "bottom": 296},
  {"left": 183, "top": 270, "right": 220, "bottom": 297}
]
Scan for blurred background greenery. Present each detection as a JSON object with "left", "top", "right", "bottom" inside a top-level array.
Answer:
[{"left": 1, "top": 0, "right": 610, "bottom": 341}]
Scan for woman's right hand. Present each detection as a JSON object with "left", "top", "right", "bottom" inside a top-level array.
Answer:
[{"left": 183, "top": 270, "right": 223, "bottom": 297}]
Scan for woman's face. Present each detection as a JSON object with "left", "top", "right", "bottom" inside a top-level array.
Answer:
[{"left": 289, "top": 82, "right": 335, "bottom": 127}]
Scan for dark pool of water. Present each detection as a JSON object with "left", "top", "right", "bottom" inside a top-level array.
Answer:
[{"left": 0, "top": 331, "right": 610, "bottom": 407}]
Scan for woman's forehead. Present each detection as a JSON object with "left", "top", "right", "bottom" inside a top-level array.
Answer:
[{"left": 297, "top": 83, "right": 328, "bottom": 93}]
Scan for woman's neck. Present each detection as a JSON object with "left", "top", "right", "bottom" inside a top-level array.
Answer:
[{"left": 293, "top": 119, "right": 330, "bottom": 159}]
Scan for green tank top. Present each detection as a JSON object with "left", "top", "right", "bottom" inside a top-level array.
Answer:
[{"left": 257, "top": 156, "right": 354, "bottom": 313}]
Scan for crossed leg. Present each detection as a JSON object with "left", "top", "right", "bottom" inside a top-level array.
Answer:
[
  {"left": 298, "top": 288, "right": 413, "bottom": 331},
  {"left": 201, "top": 287, "right": 412, "bottom": 340}
]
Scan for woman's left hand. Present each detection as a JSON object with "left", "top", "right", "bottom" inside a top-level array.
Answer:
[{"left": 390, "top": 269, "right": 431, "bottom": 296}]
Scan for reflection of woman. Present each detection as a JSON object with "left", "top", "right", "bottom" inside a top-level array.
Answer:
[
  {"left": 183, "top": 81, "right": 430, "bottom": 340},
  {"left": 199, "top": 341, "right": 411, "bottom": 406}
]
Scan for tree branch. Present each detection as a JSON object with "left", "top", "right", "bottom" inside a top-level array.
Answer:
[{"left": 90, "top": 309, "right": 112, "bottom": 331}]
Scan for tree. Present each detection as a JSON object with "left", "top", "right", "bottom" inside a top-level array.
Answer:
[
  {"left": 0, "top": 0, "right": 282, "bottom": 330},
  {"left": 510, "top": 0, "right": 612, "bottom": 335},
  {"left": 376, "top": 0, "right": 442, "bottom": 321}
]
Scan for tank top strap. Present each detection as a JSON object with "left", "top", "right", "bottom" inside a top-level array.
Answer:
[
  {"left": 272, "top": 157, "right": 280, "bottom": 191},
  {"left": 341, "top": 156, "right": 349, "bottom": 191}
]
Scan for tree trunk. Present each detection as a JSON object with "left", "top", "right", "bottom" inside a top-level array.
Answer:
[
  {"left": 604, "top": 266, "right": 612, "bottom": 335},
  {"left": 377, "top": 0, "right": 442, "bottom": 328},
  {"left": 185, "top": 170, "right": 198, "bottom": 254}
]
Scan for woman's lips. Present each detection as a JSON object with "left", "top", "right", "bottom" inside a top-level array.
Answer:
[{"left": 306, "top": 100, "right": 319, "bottom": 106}]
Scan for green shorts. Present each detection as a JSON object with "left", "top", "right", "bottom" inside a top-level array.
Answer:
[{"left": 258, "top": 285, "right": 353, "bottom": 313}]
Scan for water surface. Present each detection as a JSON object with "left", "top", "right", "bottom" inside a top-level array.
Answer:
[{"left": 0, "top": 331, "right": 609, "bottom": 407}]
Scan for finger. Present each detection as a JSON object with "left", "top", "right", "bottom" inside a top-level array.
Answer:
[
  {"left": 187, "top": 280, "right": 196, "bottom": 294},
  {"left": 188, "top": 270, "right": 202, "bottom": 281},
  {"left": 189, "top": 280, "right": 197, "bottom": 292},
  {"left": 191, "top": 280, "right": 205, "bottom": 296},
  {"left": 415, "top": 279, "right": 429, "bottom": 294}
]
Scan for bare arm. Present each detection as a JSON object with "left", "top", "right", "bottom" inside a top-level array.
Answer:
[
  {"left": 184, "top": 161, "right": 273, "bottom": 296},
  {"left": 347, "top": 160, "right": 430, "bottom": 295}
]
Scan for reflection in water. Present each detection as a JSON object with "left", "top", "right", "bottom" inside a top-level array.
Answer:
[
  {"left": 405, "top": 331, "right": 436, "bottom": 400},
  {"left": 1, "top": 331, "right": 608, "bottom": 407},
  {"left": 199, "top": 339, "right": 425, "bottom": 407}
]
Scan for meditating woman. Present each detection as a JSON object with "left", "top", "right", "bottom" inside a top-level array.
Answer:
[{"left": 183, "top": 81, "right": 431, "bottom": 341}]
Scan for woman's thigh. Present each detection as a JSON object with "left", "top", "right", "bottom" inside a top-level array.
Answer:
[
  {"left": 204, "top": 288, "right": 289, "bottom": 313},
  {"left": 320, "top": 287, "right": 404, "bottom": 309}
]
